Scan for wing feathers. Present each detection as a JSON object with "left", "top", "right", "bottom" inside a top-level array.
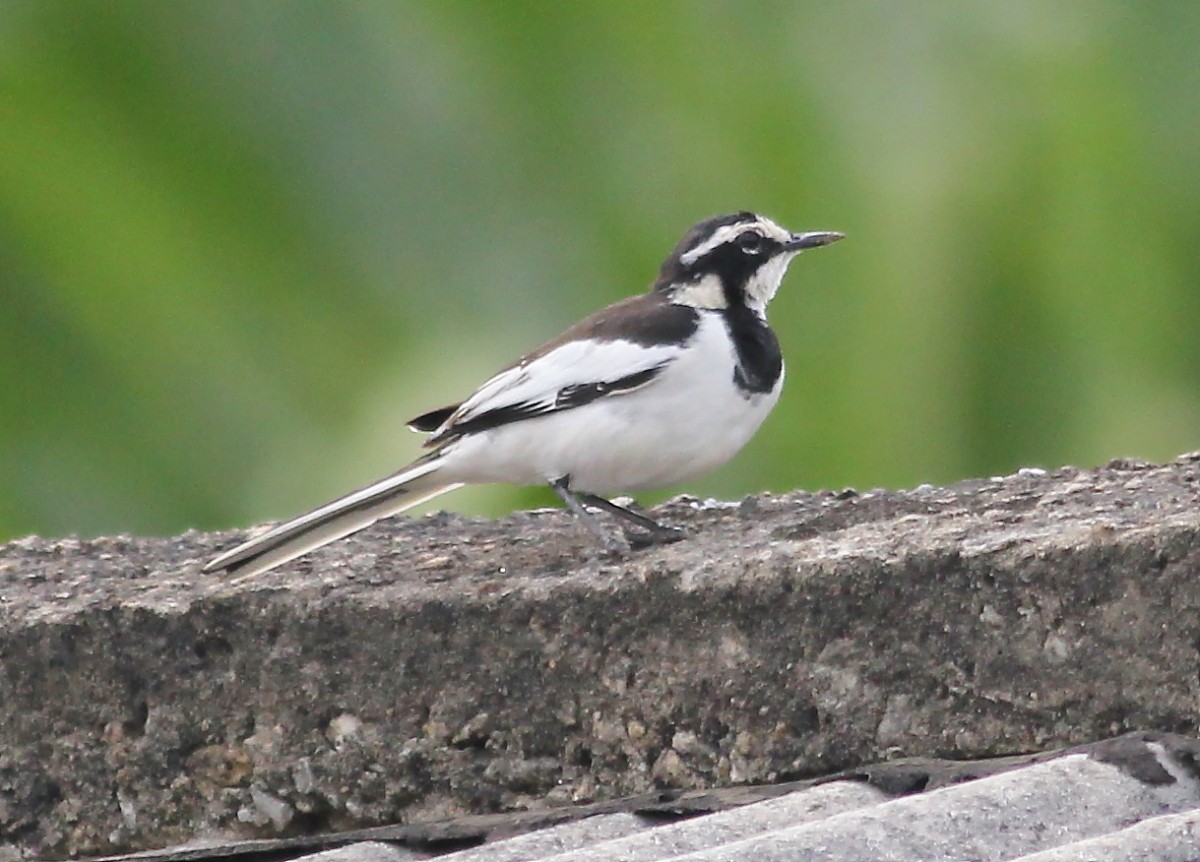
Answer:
[
  {"left": 407, "top": 404, "right": 458, "bottom": 432},
  {"left": 554, "top": 363, "right": 667, "bottom": 409},
  {"left": 416, "top": 292, "right": 699, "bottom": 447},
  {"left": 426, "top": 340, "right": 682, "bottom": 447}
]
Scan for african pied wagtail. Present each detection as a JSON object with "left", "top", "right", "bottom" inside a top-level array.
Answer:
[{"left": 204, "top": 212, "right": 843, "bottom": 579}]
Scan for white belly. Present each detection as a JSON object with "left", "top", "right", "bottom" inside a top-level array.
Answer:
[{"left": 437, "top": 315, "right": 783, "bottom": 493}]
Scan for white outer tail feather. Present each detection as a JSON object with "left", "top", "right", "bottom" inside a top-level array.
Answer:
[{"left": 203, "top": 457, "right": 462, "bottom": 583}]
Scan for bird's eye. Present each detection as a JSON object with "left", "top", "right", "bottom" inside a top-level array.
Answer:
[{"left": 737, "top": 232, "right": 764, "bottom": 254}]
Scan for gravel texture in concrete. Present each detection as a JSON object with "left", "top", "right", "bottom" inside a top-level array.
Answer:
[{"left": 2, "top": 454, "right": 1200, "bottom": 858}]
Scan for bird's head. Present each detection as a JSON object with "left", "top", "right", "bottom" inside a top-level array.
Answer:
[{"left": 654, "top": 212, "right": 843, "bottom": 313}]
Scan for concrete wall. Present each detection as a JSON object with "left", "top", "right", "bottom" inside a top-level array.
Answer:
[{"left": 2, "top": 455, "right": 1199, "bottom": 858}]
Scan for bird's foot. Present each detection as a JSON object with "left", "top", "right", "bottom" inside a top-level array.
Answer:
[{"left": 623, "top": 523, "right": 687, "bottom": 550}]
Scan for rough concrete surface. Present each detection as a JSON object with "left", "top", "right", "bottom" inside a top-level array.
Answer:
[{"left": 2, "top": 454, "right": 1200, "bottom": 859}]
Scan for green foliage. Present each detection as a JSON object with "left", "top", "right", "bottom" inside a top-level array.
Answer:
[{"left": 2, "top": 1, "right": 1198, "bottom": 540}]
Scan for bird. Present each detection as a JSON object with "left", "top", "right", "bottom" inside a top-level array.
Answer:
[{"left": 204, "top": 212, "right": 843, "bottom": 580}]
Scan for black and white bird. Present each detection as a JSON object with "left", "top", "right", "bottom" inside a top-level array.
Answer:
[{"left": 204, "top": 212, "right": 842, "bottom": 579}]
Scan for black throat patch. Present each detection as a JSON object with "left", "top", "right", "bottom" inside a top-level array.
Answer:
[{"left": 722, "top": 304, "right": 782, "bottom": 396}]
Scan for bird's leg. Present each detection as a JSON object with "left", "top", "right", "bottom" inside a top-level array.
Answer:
[
  {"left": 575, "top": 492, "right": 686, "bottom": 548},
  {"left": 549, "top": 477, "right": 629, "bottom": 554}
]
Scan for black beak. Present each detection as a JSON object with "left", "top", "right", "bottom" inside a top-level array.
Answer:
[{"left": 786, "top": 231, "right": 845, "bottom": 251}]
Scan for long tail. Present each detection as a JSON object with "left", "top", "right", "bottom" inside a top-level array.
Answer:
[{"left": 202, "top": 456, "right": 462, "bottom": 582}]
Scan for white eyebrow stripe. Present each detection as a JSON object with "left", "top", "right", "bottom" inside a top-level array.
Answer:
[
  {"left": 678, "top": 216, "right": 792, "bottom": 266},
  {"left": 679, "top": 223, "right": 748, "bottom": 266}
]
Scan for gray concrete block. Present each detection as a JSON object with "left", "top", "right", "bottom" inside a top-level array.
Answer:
[
  {"left": 435, "top": 813, "right": 651, "bottom": 861},
  {"left": 540, "top": 781, "right": 886, "bottom": 862},
  {"left": 1012, "top": 808, "right": 1200, "bottom": 862},
  {"left": 657, "top": 752, "right": 1200, "bottom": 862},
  {"left": 290, "top": 842, "right": 424, "bottom": 862}
]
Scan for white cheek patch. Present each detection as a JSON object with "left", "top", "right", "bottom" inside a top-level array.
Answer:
[
  {"left": 743, "top": 251, "right": 799, "bottom": 310},
  {"left": 670, "top": 273, "right": 728, "bottom": 309}
]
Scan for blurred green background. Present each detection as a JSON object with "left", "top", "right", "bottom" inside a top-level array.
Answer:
[{"left": 2, "top": 1, "right": 1197, "bottom": 542}]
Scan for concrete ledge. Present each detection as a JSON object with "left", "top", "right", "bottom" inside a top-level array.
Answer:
[{"left": 3, "top": 454, "right": 1200, "bottom": 858}]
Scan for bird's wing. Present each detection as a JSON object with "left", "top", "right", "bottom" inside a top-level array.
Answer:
[
  {"left": 407, "top": 404, "right": 457, "bottom": 432},
  {"left": 424, "top": 336, "right": 683, "bottom": 446}
]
